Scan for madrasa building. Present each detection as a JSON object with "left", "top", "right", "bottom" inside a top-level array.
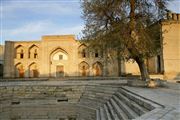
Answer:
[{"left": 2, "top": 13, "right": 180, "bottom": 80}]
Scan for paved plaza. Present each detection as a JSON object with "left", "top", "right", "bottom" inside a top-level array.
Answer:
[{"left": 0, "top": 79, "right": 179, "bottom": 120}]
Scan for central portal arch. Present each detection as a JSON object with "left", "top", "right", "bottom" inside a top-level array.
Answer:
[{"left": 49, "top": 47, "right": 68, "bottom": 77}]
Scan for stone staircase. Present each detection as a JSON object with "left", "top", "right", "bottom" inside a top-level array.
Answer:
[
  {"left": 79, "top": 85, "right": 118, "bottom": 109},
  {"left": 0, "top": 81, "right": 165, "bottom": 120},
  {"left": 79, "top": 85, "right": 163, "bottom": 120},
  {"left": 96, "top": 88, "right": 156, "bottom": 120}
]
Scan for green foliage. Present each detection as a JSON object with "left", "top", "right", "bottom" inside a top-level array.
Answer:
[{"left": 81, "top": 0, "right": 168, "bottom": 61}]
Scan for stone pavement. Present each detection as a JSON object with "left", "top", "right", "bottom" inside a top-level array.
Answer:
[
  {"left": 0, "top": 79, "right": 127, "bottom": 86},
  {"left": 123, "top": 82, "right": 180, "bottom": 120},
  {"left": 0, "top": 79, "right": 179, "bottom": 120}
]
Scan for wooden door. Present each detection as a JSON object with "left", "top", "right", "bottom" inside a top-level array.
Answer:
[
  {"left": 95, "top": 66, "right": 100, "bottom": 76},
  {"left": 19, "top": 68, "right": 24, "bottom": 78},
  {"left": 82, "top": 66, "right": 86, "bottom": 76},
  {"left": 56, "top": 65, "right": 64, "bottom": 77},
  {"left": 33, "top": 69, "right": 39, "bottom": 77}
]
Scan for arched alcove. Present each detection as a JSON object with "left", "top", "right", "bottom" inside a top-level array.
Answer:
[
  {"left": 29, "top": 62, "right": 39, "bottom": 77},
  {"left": 50, "top": 47, "right": 68, "bottom": 61},
  {"left": 79, "top": 61, "right": 90, "bottom": 76},
  {"left": 15, "top": 63, "right": 24, "bottom": 78},
  {"left": 49, "top": 47, "right": 68, "bottom": 77},
  {"left": 15, "top": 45, "right": 24, "bottom": 59},
  {"left": 78, "top": 44, "right": 88, "bottom": 58},
  {"left": 92, "top": 62, "right": 103, "bottom": 76},
  {"left": 92, "top": 46, "right": 103, "bottom": 58},
  {"left": 28, "top": 45, "right": 39, "bottom": 59},
  {"left": 52, "top": 51, "right": 68, "bottom": 61}
]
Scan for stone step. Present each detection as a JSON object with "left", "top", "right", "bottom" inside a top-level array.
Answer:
[
  {"left": 119, "top": 88, "right": 158, "bottom": 110},
  {"left": 84, "top": 87, "right": 115, "bottom": 93},
  {"left": 83, "top": 91, "right": 113, "bottom": 97},
  {"left": 79, "top": 98, "right": 103, "bottom": 109},
  {"left": 115, "top": 92, "right": 149, "bottom": 115},
  {"left": 6, "top": 119, "right": 59, "bottom": 120},
  {"left": 86, "top": 85, "right": 118, "bottom": 89},
  {"left": 106, "top": 101, "right": 120, "bottom": 120},
  {"left": 80, "top": 95, "right": 107, "bottom": 104},
  {"left": 1, "top": 104, "right": 95, "bottom": 120},
  {"left": 79, "top": 100, "right": 103, "bottom": 108},
  {"left": 104, "top": 103, "right": 113, "bottom": 120},
  {"left": 110, "top": 98, "right": 128, "bottom": 120},
  {"left": 112, "top": 95, "right": 138, "bottom": 119},
  {"left": 81, "top": 93, "right": 112, "bottom": 101},
  {"left": 100, "top": 107, "right": 107, "bottom": 120},
  {"left": 84, "top": 88, "right": 116, "bottom": 95},
  {"left": 96, "top": 109, "right": 100, "bottom": 120},
  {"left": 86, "top": 85, "right": 117, "bottom": 91}
]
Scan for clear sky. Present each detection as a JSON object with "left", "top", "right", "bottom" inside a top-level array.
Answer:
[{"left": 0, "top": 0, "right": 180, "bottom": 44}]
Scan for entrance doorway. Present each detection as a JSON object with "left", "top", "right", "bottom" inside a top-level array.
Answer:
[
  {"left": 95, "top": 65, "right": 100, "bottom": 76},
  {"left": 93, "top": 62, "right": 103, "bottom": 76},
  {"left": 32, "top": 69, "right": 39, "bottom": 77},
  {"left": 56, "top": 65, "right": 64, "bottom": 77},
  {"left": 79, "top": 61, "right": 89, "bottom": 76},
  {"left": 29, "top": 63, "right": 39, "bottom": 78},
  {"left": 19, "top": 67, "right": 24, "bottom": 78},
  {"left": 82, "top": 66, "right": 86, "bottom": 76}
]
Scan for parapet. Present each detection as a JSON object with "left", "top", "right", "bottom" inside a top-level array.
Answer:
[
  {"left": 167, "top": 12, "right": 180, "bottom": 21},
  {"left": 42, "top": 35, "right": 75, "bottom": 41}
]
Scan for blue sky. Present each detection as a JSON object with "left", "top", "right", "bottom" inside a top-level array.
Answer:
[{"left": 0, "top": 0, "right": 180, "bottom": 44}]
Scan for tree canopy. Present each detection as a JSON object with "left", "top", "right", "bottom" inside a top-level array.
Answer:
[{"left": 81, "top": 0, "right": 169, "bottom": 80}]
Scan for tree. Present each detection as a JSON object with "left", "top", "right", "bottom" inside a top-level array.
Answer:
[{"left": 81, "top": 0, "right": 168, "bottom": 81}]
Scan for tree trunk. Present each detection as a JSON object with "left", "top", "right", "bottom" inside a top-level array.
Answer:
[
  {"left": 117, "top": 51, "right": 122, "bottom": 76},
  {"left": 135, "top": 57, "right": 150, "bottom": 81},
  {"left": 130, "top": 0, "right": 135, "bottom": 31},
  {"left": 129, "top": 0, "right": 150, "bottom": 81}
]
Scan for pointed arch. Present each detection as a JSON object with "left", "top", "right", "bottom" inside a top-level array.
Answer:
[
  {"left": 50, "top": 47, "right": 68, "bottom": 55},
  {"left": 15, "top": 45, "right": 25, "bottom": 59},
  {"left": 78, "top": 44, "right": 87, "bottom": 49},
  {"left": 49, "top": 47, "right": 68, "bottom": 77},
  {"left": 28, "top": 62, "right": 39, "bottom": 77},
  {"left": 15, "top": 62, "right": 24, "bottom": 78},
  {"left": 78, "top": 44, "right": 89, "bottom": 58},
  {"left": 50, "top": 47, "right": 68, "bottom": 61},
  {"left": 79, "top": 61, "right": 90, "bottom": 76},
  {"left": 28, "top": 44, "right": 39, "bottom": 59},
  {"left": 92, "top": 61, "right": 103, "bottom": 76},
  {"left": 93, "top": 45, "right": 103, "bottom": 58}
]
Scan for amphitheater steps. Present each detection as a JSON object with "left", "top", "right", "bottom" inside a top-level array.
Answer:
[
  {"left": 118, "top": 88, "right": 157, "bottom": 110},
  {"left": 104, "top": 103, "right": 113, "bottom": 120},
  {"left": 100, "top": 106, "right": 107, "bottom": 120},
  {"left": 79, "top": 85, "right": 118, "bottom": 109},
  {"left": 85, "top": 85, "right": 118, "bottom": 92},
  {"left": 113, "top": 95, "right": 138, "bottom": 119},
  {"left": 79, "top": 97, "right": 104, "bottom": 109},
  {"left": 115, "top": 92, "right": 149, "bottom": 115},
  {"left": 96, "top": 109, "right": 101, "bottom": 120},
  {"left": 80, "top": 95, "right": 107, "bottom": 104},
  {"left": 109, "top": 97, "right": 128, "bottom": 120},
  {"left": 96, "top": 87, "right": 162, "bottom": 120},
  {"left": 106, "top": 101, "right": 120, "bottom": 120},
  {"left": 82, "top": 92, "right": 111, "bottom": 101}
]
